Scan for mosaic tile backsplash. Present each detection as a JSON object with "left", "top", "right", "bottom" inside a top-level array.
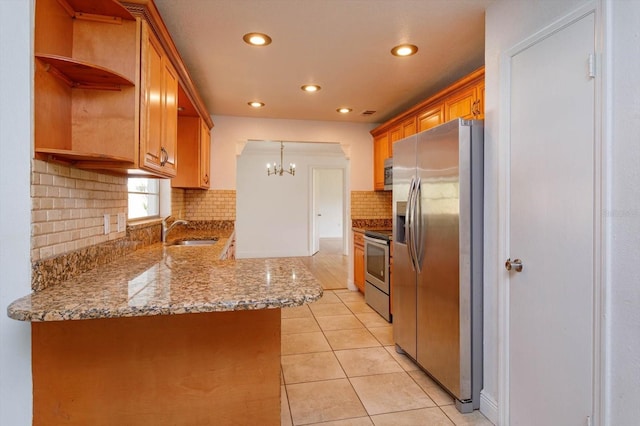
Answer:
[{"left": 351, "top": 190, "right": 392, "bottom": 219}]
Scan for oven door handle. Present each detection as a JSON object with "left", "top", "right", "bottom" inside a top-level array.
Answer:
[{"left": 364, "top": 236, "right": 388, "bottom": 246}]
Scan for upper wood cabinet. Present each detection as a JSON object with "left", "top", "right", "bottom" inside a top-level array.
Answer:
[
  {"left": 389, "top": 124, "right": 403, "bottom": 144},
  {"left": 444, "top": 84, "right": 482, "bottom": 122},
  {"left": 476, "top": 80, "right": 485, "bottom": 120},
  {"left": 33, "top": 0, "right": 212, "bottom": 178},
  {"left": 371, "top": 67, "right": 484, "bottom": 190},
  {"left": 417, "top": 104, "right": 444, "bottom": 132},
  {"left": 401, "top": 116, "right": 417, "bottom": 138},
  {"left": 140, "top": 23, "right": 178, "bottom": 177},
  {"left": 172, "top": 114, "right": 211, "bottom": 189},
  {"left": 373, "top": 133, "right": 390, "bottom": 191}
]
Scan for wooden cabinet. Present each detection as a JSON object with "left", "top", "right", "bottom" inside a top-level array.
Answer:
[
  {"left": 353, "top": 231, "right": 365, "bottom": 293},
  {"left": 33, "top": 0, "right": 212, "bottom": 178},
  {"left": 140, "top": 23, "right": 178, "bottom": 177},
  {"left": 370, "top": 67, "right": 484, "bottom": 190},
  {"left": 417, "top": 104, "right": 444, "bottom": 132},
  {"left": 373, "top": 133, "right": 390, "bottom": 191},
  {"left": 172, "top": 114, "right": 211, "bottom": 189},
  {"left": 444, "top": 84, "right": 480, "bottom": 122},
  {"left": 389, "top": 124, "right": 403, "bottom": 144},
  {"left": 476, "top": 80, "right": 485, "bottom": 120},
  {"left": 401, "top": 116, "right": 417, "bottom": 138},
  {"left": 34, "top": 0, "right": 138, "bottom": 166},
  {"left": 389, "top": 241, "right": 393, "bottom": 315}
]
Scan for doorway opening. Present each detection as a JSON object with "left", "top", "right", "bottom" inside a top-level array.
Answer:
[
  {"left": 311, "top": 167, "right": 345, "bottom": 255},
  {"left": 236, "top": 141, "right": 349, "bottom": 260}
]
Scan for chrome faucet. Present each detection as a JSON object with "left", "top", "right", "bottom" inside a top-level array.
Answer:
[{"left": 162, "top": 216, "right": 189, "bottom": 243}]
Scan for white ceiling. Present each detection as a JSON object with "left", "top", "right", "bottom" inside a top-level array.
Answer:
[{"left": 154, "top": 0, "right": 493, "bottom": 124}]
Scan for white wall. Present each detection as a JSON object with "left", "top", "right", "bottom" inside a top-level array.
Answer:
[
  {"left": 486, "top": 0, "right": 640, "bottom": 424},
  {"left": 210, "top": 115, "right": 376, "bottom": 191},
  {"left": 0, "top": 0, "right": 34, "bottom": 424},
  {"left": 236, "top": 144, "right": 347, "bottom": 258},
  {"left": 606, "top": 1, "right": 640, "bottom": 424}
]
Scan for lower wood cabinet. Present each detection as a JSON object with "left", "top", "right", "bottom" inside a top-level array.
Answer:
[
  {"left": 390, "top": 241, "right": 393, "bottom": 315},
  {"left": 353, "top": 231, "right": 365, "bottom": 293}
]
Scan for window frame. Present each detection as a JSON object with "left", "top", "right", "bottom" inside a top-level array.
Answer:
[{"left": 127, "top": 177, "right": 161, "bottom": 220}]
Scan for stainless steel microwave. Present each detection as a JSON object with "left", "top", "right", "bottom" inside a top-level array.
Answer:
[{"left": 383, "top": 158, "right": 392, "bottom": 190}]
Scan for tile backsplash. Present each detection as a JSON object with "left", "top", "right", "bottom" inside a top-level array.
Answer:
[
  {"left": 351, "top": 190, "right": 392, "bottom": 219},
  {"left": 179, "top": 189, "right": 236, "bottom": 221},
  {"left": 31, "top": 160, "right": 127, "bottom": 262}
]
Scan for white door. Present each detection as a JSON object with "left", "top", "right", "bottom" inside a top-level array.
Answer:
[
  {"left": 312, "top": 169, "right": 321, "bottom": 255},
  {"left": 311, "top": 168, "right": 344, "bottom": 255},
  {"left": 507, "top": 12, "right": 595, "bottom": 425}
]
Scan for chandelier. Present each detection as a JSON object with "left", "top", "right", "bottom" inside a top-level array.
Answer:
[{"left": 266, "top": 142, "right": 296, "bottom": 176}]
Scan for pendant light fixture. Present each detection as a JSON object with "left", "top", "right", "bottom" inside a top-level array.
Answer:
[{"left": 267, "top": 142, "right": 295, "bottom": 176}]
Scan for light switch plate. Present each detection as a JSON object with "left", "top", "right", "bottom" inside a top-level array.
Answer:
[
  {"left": 103, "top": 214, "right": 110, "bottom": 235},
  {"left": 117, "top": 213, "right": 126, "bottom": 232}
]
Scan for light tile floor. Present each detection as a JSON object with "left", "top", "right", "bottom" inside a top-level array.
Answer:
[{"left": 281, "top": 289, "right": 494, "bottom": 426}]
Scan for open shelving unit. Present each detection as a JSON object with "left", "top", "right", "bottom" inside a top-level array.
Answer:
[{"left": 34, "top": 0, "right": 140, "bottom": 167}]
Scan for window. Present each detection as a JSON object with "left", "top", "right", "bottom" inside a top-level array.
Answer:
[{"left": 128, "top": 178, "right": 160, "bottom": 219}]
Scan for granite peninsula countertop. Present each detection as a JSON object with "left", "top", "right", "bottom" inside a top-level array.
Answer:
[{"left": 7, "top": 238, "right": 323, "bottom": 322}]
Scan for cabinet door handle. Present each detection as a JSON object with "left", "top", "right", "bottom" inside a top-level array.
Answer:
[
  {"left": 160, "top": 147, "right": 168, "bottom": 166},
  {"left": 472, "top": 99, "right": 481, "bottom": 117}
]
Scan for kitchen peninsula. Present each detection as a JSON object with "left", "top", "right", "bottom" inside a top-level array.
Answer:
[{"left": 8, "top": 241, "right": 322, "bottom": 425}]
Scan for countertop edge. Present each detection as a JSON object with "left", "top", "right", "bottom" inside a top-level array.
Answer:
[{"left": 7, "top": 290, "right": 323, "bottom": 322}]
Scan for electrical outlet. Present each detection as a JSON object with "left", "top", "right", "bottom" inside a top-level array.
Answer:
[
  {"left": 117, "top": 213, "right": 126, "bottom": 232},
  {"left": 104, "top": 214, "right": 110, "bottom": 235}
]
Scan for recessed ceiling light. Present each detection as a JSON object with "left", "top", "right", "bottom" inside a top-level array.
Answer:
[
  {"left": 243, "top": 32, "right": 272, "bottom": 46},
  {"left": 337, "top": 108, "right": 352, "bottom": 114},
  {"left": 301, "top": 84, "right": 321, "bottom": 92},
  {"left": 248, "top": 101, "right": 265, "bottom": 108},
  {"left": 391, "top": 44, "right": 418, "bottom": 57}
]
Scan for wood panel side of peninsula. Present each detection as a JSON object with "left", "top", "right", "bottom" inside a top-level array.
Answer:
[{"left": 32, "top": 309, "right": 281, "bottom": 425}]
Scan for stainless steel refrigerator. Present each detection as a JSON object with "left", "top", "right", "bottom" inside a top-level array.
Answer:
[{"left": 392, "top": 119, "right": 483, "bottom": 413}]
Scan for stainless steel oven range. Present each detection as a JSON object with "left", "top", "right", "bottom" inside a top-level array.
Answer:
[{"left": 364, "top": 229, "right": 392, "bottom": 322}]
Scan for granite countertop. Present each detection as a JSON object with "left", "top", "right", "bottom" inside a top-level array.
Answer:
[{"left": 7, "top": 234, "right": 323, "bottom": 322}]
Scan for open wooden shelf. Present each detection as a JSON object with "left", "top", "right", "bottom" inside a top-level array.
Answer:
[
  {"left": 35, "top": 147, "right": 135, "bottom": 164},
  {"left": 36, "top": 54, "right": 135, "bottom": 91}
]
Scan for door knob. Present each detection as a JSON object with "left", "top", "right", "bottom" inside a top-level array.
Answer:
[{"left": 505, "top": 258, "right": 523, "bottom": 272}]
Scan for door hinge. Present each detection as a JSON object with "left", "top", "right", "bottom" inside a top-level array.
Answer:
[
  {"left": 586, "top": 415, "right": 592, "bottom": 426},
  {"left": 588, "top": 54, "right": 596, "bottom": 78}
]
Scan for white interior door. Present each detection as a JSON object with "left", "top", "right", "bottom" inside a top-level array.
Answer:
[
  {"left": 507, "top": 12, "right": 595, "bottom": 425},
  {"left": 311, "top": 168, "right": 345, "bottom": 255},
  {"left": 312, "top": 168, "right": 320, "bottom": 255}
]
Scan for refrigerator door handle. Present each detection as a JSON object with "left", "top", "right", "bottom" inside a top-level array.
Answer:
[
  {"left": 405, "top": 177, "right": 417, "bottom": 271},
  {"left": 413, "top": 177, "right": 424, "bottom": 272}
]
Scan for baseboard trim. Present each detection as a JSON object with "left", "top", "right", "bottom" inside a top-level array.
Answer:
[
  {"left": 480, "top": 390, "right": 498, "bottom": 425},
  {"left": 346, "top": 279, "right": 357, "bottom": 291}
]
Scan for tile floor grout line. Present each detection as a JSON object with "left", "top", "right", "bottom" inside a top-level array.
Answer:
[
  {"left": 281, "top": 254, "right": 493, "bottom": 425},
  {"left": 309, "top": 291, "right": 375, "bottom": 423}
]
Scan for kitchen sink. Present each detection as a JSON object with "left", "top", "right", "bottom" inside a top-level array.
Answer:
[{"left": 171, "top": 238, "right": 219, "bottom": 246}]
